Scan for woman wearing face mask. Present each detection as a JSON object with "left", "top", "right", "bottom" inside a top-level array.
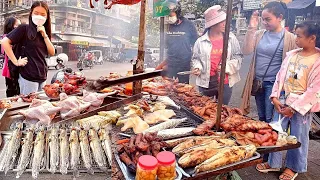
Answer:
[
  {"left": 191, "top": 5, "right": 243, "bottom": 105},
  {"left": 2, "top": 1, "right": 55, "bottom": 95},
  {"left": 1, "top": 17, "right": 21, "bottom": 97},
  {"left": 156, "top": 2, "right": 198, "bottom": 84},
  {"left": 240, "top": 2, "right": 296, "bottom": 122}
]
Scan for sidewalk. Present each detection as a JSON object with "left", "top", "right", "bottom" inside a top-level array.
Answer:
[{"left": 236, "top": 140, "right": 320, "bottom": 180}]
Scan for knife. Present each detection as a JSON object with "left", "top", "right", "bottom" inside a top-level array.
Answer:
[{"left": 177, "top": 71, "right": 192, "bottom": 75}]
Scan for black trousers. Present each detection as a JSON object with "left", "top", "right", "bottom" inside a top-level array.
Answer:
[{"left": 5, "top": 77, "right": 20, "bottom": 97}]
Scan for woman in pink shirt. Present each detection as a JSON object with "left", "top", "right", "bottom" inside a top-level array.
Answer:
[
  {"left": 256, "top": 21, "right": 320, "bottom": 180},
  {"left": 1, "top": 17, "right": 21, "bottom": 97}
]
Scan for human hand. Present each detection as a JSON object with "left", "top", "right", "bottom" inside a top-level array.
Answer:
[
  {"left": 249, "top": 10, "right": 259, "bottom": 28},
  {"left": 272, "top": 97, "right": 284, "bottom": 113},
  {"left": 37, "top": 26, "right": 47, "bottom": 37},
  {"left": 17, "top": 56, "right": 28, "bottom": 67},
  {"left": 192, "top": 68, "right": 201, "bottom": 76},
  {"left": 280, "top": 107, "right": 294, "bottom": 118}
]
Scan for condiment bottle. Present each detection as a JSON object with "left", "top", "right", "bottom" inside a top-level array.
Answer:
[
  {"left": 136, "top": 155, "right": 158, "bottom": 180},
  {"left": 156, "top": 151, "right": 176, "bottom": 180}
]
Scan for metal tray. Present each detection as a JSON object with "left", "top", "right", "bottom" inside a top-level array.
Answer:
[
  {"left": 176, "top": 152, "right": 261, "bottom": 177},
  {"left": 114, "top": 153, "right": 182, "bottom": 180}
]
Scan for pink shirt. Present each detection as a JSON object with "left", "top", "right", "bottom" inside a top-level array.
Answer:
[
  {"left": 210, "top": 39, "right": 228, "bottom": 84},
  {"left": 1, "top": 34, "right": 10, "bottom": 78},
  {"left": 270, "top": 48, "right": 320, "bottom": 116}
]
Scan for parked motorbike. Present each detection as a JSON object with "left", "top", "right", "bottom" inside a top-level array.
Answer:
[
  {"left": 77, "top": 56, "right": 94, "bottom": 69},
  {"left": 46, "top": 53, "right": 68, "bottom": 70}
]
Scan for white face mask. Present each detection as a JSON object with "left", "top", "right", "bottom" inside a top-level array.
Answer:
[
  {"left": 167, "top": 16, "right": 178, "bottom": 24},
  {"left": 32, "top": 15, "right": 47, "bottom": 26}
]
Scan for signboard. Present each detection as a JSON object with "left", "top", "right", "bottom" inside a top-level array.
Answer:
[
  {"left": 153, "top": 0, "right": 176, "bottom": 17},
  {"left": 89, "top": 43, "right": 104, "bottom": 47},
  {"left": 317, "top": 0, "right": 320, "bottom": 6},
  {"left": 71, "top": 40, "right": 88, "bottom": 46},
  {"left": 243, "top": 0, "right": 262, "bottom": 10}
]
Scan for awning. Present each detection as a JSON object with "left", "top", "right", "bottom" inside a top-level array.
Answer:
[
  {"left": 113, "top": 36, "right": 138, "bottom": 48},
  {"left": 287, "top": 0, "right": 315, "bottom": 9},
  {"left": 56, "top": 34, "right": 102, "bottom": 46},
  {"left": 95, "top": 39, "right": 117, "bottom": 48},
  {"left": 51, "top": 34, "right": 64, "bottom": 43}
]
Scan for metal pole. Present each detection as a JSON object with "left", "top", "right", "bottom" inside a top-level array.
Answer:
[
  {"left": 215, "top": 0, "right": 233, "bottom": 130},
  {"left": 160, "top": 17, "right": 165, "bottom": 63},
  {"left": 133, "top": 0, "right": 147, "bottom": 94}
]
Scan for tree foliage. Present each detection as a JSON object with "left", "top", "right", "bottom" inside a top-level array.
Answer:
[{"left": 180, "top": 0, "right": 226, "bottom": 19}]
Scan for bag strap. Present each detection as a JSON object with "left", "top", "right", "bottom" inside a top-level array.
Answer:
[{"left": 261, "top": 33, "right": 285, "bottom": 82}]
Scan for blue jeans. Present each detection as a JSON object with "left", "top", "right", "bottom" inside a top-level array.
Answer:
[
  {"left": 268, "top": 111, "right": 312, "bottom": 173},
  {"left": 19, "top": 75, "right": 45, "bottom": 95},
  {"left": 255, "top": 81, "right": 275, "bottom": 123}
]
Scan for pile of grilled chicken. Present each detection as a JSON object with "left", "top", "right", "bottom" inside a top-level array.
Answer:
[{"left": 117, "top": 132, "right": 168, "bottom": 173}]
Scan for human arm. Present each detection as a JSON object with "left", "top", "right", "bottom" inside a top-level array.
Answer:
[
  {"left": 37, "top": 26, "right": 55, "bottom": 56},
  {"left": 191, "top": 39, "right": 203, "bottom": 75},
  {"left": 155, "top": 60, "right": 167, "bottom": 70},
  {"left": 1, "top": 37, "right": 27, "bottom": 66},
  {"left": 243, "top": 11, "right": 259, "bottom": 55}
]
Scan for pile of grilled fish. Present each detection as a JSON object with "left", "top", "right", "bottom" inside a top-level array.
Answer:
[
  {"left": 166, "top": 136, "right": 256, "bottom": 173},
  {"left": 0, "top": 123, "right": 113, "bottom": 179}
]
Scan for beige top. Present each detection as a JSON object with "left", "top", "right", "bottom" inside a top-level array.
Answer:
[{"left": 284, "top": 53, "right": 320, "bottom": 96}]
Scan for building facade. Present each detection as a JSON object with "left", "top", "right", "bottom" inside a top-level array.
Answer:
[{"left": 0, "top": 0, "right": 139, "bottom": 60}]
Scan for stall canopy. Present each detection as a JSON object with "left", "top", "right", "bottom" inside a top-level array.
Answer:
[
  {"left": 95, "top": 38, "right": 117, "bottom": 48},
  {"left": 112, "top": 36, "right": 138, "bottom": 48},
  {"left": 56, "top": 34, "right": 103, "bottom": 47},
  {"left": 287, "top": 0, "right": 315, "bottom": 9}
]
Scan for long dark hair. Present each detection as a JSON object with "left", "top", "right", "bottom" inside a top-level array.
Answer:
[
  {"left": 296, "top": 21, "right": 320, "bottom": 48},
  {"left": 263, "top": 1, "right": 288, "bottom": 20},
  {"left": 27, "top": 1, "right": 52, "bottom": 40},
  {"left": 3, "top": 17, "right": 18, "bottom": 34}
]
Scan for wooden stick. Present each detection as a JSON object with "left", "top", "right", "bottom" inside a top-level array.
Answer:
[
  {"left": 215, "top": 0, "right": 234, "bottom": 131},
  {"left": 133, "top": 0, "right": 147, "bottom": 95}
]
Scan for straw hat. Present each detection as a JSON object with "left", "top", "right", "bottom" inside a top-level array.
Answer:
[{"left": 204, "top": 5, "right": 227, "bottom": 29}]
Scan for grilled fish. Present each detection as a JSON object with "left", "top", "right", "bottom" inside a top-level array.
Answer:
[
  {"left": 195, "top": 145, "right": 256, "bottom": 173},
  {"left": 59, "top": 128, "right": 69, "bottom": 175},
  {"left": 172, "top": 136, "right": 219, "bottom": 154},
  {"left": 79, "top": 128, "right": 94, "bottom": 175},
  {"left": 3, "top": 123, "right": 23, "bottom": 175},
  {"left": 99, "top": 127, "right": 112, "bottom": 166},
  {"left": 89, "top": 128, "right": 107, "bottom": 171},
  {"left": 178, "top": 148, "right": 219, "bottom": 168},
  {"left": 70, "top": 128, "right": 81, "bottom": 178},
  {"left": 157, "top": 127, "right": 195, "bottom": 140},
  {"left": 16, "top": 126, "right": 35, "bottom": 178},
  {"left": 48, "top": 126, "right": 60, "bottom": 174},
  {"left": 165, "top": 136, "right": 197, "bottom": 148},
  {"left": 31, "top": 128, "right": 46, "bottom": 179},
  {"left": 143, "top": 118, "right": 187, "bottom": 133}
]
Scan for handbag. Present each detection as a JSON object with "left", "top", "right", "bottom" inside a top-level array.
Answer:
[{"left": 251, "top": 34, "right": 285, "bottom": 96}]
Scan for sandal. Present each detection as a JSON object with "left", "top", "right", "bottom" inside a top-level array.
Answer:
[
  {"left": 256, "top": 162, "right": 281, "bottom": 173},
  {"left": 279, "top": 169, "right": 298, "bottom": 180}
]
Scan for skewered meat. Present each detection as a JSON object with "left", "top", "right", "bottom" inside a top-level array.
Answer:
[
  {"left": 178, "top": 148, "right": 219, "bottom": 168},
  {"left": 172, "top": 136, "right": 219, "bottom": 153},
  {"left": 120, "top": 152, "right": 136, "bottom": 173},
  {"left": 143, "top": 109, "right": 176, "bottom": 124},
  {"left": 193, "top": 120, "right": 216, "bottom": 136},
  {"left": 0, "top": 100, "right": 11, "bottom": 109},
  {"left": 237, "top": 120, "right": 271, "bottom": 131},
  {"left": 56, "top": 93, "right": 91, "bottom": 119},
  {"left": 19, "top": 99, "right": 61, "bottom": 124}
]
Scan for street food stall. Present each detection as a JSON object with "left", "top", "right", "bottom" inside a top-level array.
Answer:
[{"left": 0, "top": 0, "right": 302, "bottom": 179}]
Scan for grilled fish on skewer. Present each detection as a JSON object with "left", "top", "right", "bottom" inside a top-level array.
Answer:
[
  {"left": 16, "top": 126, "right": 35, "bottom": 178},
  {"left": 143, "top": 118, "right": 187, "bottom": 133},
  {"left": 31, "top": 127, "right": 46, "bottom": 179},
  {"left": 3, "top": 123, "right": 23, "bottom": 174},
  {"left": 89, "top": 128, "right": 107, "bottom": 171},
  {"left": 79, "top": 128, "right": 94, "bottom": 174},
  {"left": 99, "top": 127, "right": 113, "bottom": 166},
  {"left": 195, "top": 145, "right": 256, "bottom": 173},
  {"left": 48, "top": 125, "right": 59, "bottom": 174},
  {"left": 70, "top": 128, "right": 81, "bottom": 178},
  {"left": 59, "top": 128, "right": 69, "bottom": 175}
]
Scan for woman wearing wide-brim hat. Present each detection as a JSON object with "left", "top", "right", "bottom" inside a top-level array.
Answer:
[{"left": 191, "top": 5, "right": 243, "bottom": 105}]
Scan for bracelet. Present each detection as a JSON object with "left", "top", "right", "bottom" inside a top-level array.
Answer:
[{"left": 289, "top": 107, "right": 296, "bottom": 114}]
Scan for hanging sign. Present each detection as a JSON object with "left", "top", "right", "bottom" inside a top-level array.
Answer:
[{"left": 153, "top": 0, "right": 176, "bottom": 17}]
